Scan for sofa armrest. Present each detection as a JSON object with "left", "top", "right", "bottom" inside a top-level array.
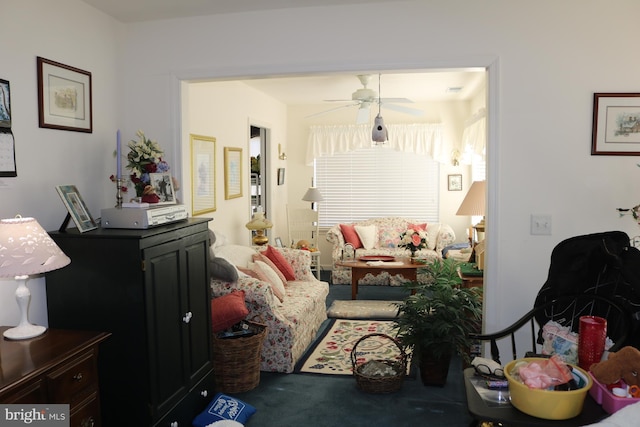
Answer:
[
  {"left": 275, "top": 247, "right": 319, "bottom": 282},
  {"left": 326, "top": 224, "right": 345, "bottom": 263},
  {"left": 436, "top": 223, "right": 456, "bottom": 254},
  {"left": 211, "top": 276, "right": 285, "bottom": 323}
]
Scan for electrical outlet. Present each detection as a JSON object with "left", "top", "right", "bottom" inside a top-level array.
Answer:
[{"left": 531, "top": 214, "right": 552, "bottom": 235}]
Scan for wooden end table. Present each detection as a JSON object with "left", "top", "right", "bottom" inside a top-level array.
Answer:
[{"left": 336, "top": 257, "right": 422, "bottom": 299}]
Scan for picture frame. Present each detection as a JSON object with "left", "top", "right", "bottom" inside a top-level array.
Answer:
[
  {"left": 274, "top": 237, "right": 284, "bottom": 248},
  {"left": 591, "top": 93, "right": 640, "bottom": 156},
  {"left": 190, "top": 134, "right": 216, "bottom": 215},
  {"left": 37, "top": 57, "right": 92, "bottom": 133},
  {"left": 224, "top": 147, "right": 243, "bottom": 199},
  {"left": 149, "top": 172, "right": 177, "bottom": 205},
  {"left": 0, "top": 78, "right": 11, "bottom": 128},
  {"left": 448, "top": 174, "right": 462, "bottom": 191},
  {"left": 55, "top": 185, "right": 98, "bottom": 233},
  {"left": 0, "top": 130, "right": 17, "bottom": 177},
  {"left": 277, "top": 168, "right": 285, "bottom": 185}
]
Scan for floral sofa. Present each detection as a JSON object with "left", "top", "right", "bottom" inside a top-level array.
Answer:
[
  {"left": 326, "top": 217, "right": 456, "bottom": 285},
  {"left": 210, "top": 242, "right": 329, "bottom": 373}
]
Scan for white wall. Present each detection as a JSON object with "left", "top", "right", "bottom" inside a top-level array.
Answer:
[
  {"left": 3, "top": 1, "right": 640, "bottom": 358},
  {"left": 0, "top": 0, "right": 120, "bottom": 328}
]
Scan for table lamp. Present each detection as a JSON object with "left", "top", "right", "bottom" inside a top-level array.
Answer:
[
  {"left": 456, "top": 180, "right": 486, "bottom": 264},
  {"left": 0, "top": 216, "right": 71, "bottom": 340},
  {"left": 245, "top": 208, "right": 273, "bottom": 246},
  {"left": 302, "top": 178, "right": 324, "bottom": 211}
]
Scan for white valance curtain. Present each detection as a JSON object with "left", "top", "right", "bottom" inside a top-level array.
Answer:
[
  {"left": 461, "top": 108, "right": 486, "bottom": 162},
  {"left": 306, "top": 123, "right": 445, "bottom": 164}
]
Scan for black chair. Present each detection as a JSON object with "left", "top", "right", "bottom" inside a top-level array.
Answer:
[{"left": 470, "top": 293, "right": 631, "bottom": 365}]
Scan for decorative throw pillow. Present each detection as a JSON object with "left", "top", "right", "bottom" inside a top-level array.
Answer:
[
  {"left": 214, "top": 244, "right": 257, "bottom": 268},
  {"left": 237, "top": 266, "right": 259, "bottom": 279},
  {"left": 209, "top": 257, "right": 238, "bottom": 282},
  {"left": 253, "top": 252, "right": 288, "bottom": 285},
  {"left": 355, "top": 225, "right": 377, "bottom": 250},
  {"left": 408, "top": 222, "right": 427, "bottom": 231},
  {"left": 192, "top": 393, "right": 257, "bottom": 427},
  {"left": 339, "top": 223, "right": 363, "bottom": 249},
  {"left": 263, "top": 245, "right": 296, "bottom": 281},
  {"left": 253, "top": 260, "right": 286, "bottom": 303},
  {"left": 211, "top": 290, "right": 248, "bottom": 333}
]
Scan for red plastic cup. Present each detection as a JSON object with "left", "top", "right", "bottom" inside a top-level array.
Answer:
[{"left": 578, "top": 315, "right": 607, "bottom": 371}]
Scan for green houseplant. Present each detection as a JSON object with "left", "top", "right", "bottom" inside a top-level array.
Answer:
[{"left": 394, "top": 258, "right": 482, "bottom": 386}]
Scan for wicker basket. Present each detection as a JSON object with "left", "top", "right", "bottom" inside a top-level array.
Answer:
[
  {"left": 351, "top": 332, "right": 408, "bottom": 394},
  {"left": 212, "top": 321, "right": 267, "bottom": 393}
]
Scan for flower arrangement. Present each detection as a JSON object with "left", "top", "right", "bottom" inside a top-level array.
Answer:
[
  {"left": 398, "top": 228, "right": 428, "bottom": 257},
  {"left": 109, "top": 130, "right": 173, "bottom": 203}
]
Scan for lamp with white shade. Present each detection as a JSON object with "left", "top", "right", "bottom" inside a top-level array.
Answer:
[
  {"left": 302, "top": 178, "right": 324, "bottom": 211},
  {"left": 456, "top": 180, "right": 486, "bottom": 265},
  {"left": 0, "top": 216, "right": 71, "bottom": 340}
]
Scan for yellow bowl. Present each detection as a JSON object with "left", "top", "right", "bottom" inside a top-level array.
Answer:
[{"left": 504, "top": 357, "right": 593, "bottom": 420}]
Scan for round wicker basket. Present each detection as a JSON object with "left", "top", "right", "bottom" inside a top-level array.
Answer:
[{"left": 351, "top": 332, "right": 407, "bottom": 394}]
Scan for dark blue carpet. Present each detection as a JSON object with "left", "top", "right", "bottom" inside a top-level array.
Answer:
[{"left": 227, "top": 279, "right": 475, "bottom": 426}]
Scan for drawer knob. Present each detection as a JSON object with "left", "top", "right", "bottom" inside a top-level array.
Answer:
[
  {"left": 182, "top": 312, "right": 192, "bottom": 324},
  {"left": 80, "top": 417, "right": 95, "bottom": 427},
  {"left": 73, "top": 372, "right": 84, "bottom": 382},
  {"left": 200, "top": 390, "right": 208, "bottom": 398},
  {"left": 170, "top": 422, "right": 178, "bottom": 427}
]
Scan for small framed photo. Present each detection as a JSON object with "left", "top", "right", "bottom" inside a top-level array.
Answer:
[
  {"left": 448, "top": 174, "right": 462, "bottom": 191},
  {"left": 277, "top": 168, "right": 285, "bottom": 185},
  {"left": 37, "top": 57, "right": 92, "bottom": 133},
  {"left": 149, "top": 172, "right": 177, "bottom": 205},
  {"left": 55, "top": 185, "right": 97, "bottom": 232},
  {"left": 224, "top": 147, "right": 243, "bottom": 199},
  {"left": 592, "top": 93, "right": 640, "bottom": 156},
  {"left": 0, "top": 78, "right": 11, "bottom": 128},
  {"left": 274, "top": 237, "right": 284, "bottom": 248}
]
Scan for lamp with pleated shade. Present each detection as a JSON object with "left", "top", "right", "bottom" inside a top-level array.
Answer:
[{"left": 302, "top": 179, "right": 324, "bottom": 211}]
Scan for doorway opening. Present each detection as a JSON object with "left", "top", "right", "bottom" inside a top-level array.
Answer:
[{"left": 250, "top": 125, "right": 269, "bottom": 217}]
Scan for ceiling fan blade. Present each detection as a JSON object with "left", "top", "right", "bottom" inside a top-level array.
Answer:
[
  {"left": 379, "top": 97, "right": 414, "bottom": 104},
  {"left": 381, "top": 103, "right": 424, "bottom": 117},
  {"left": 305, "top": 102, "right": 360, "bottom": 119}
]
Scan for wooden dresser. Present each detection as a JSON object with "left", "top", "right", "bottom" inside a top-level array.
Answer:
[
  {"left": 0, "top": 327, "right": 110, "bottom": 426},
  {"left": 45, "top": 218, "right": 214, "bottom": 427}
]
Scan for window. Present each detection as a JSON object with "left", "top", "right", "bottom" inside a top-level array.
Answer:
[{"left": 315, "top": 146, "right": 439, "bottom": 227}]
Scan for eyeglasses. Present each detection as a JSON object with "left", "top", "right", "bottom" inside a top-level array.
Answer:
[{"left": 474, "top": 363, "right": 504, "bottom": 378}]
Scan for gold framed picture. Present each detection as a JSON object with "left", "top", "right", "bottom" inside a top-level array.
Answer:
[
  {"left": 224, "top": 147, "right": 243, "bottom": 199},
  {"left": 190, "top": 134, "right": 216, "bottom": 214}
]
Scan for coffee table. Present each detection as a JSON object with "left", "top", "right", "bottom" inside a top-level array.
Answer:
[{"left": 336, "top": 257, "right": 423, "bottom": 299}]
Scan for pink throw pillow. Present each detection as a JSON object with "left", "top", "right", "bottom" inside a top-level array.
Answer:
[
  {"left": 211, "top": 290, "right": 249, "bottom": 333},
  {"left": 340, "top": 224, "right": 363, "bottom": 249},
  {"left": 263, "top": 245, "right": 296, "bottom": 281},
  {"left": 408, "top": 223, "right": 427, "bottom": 231},
  {"left": 253, "top": 253, "right": 288, "bottom": 284}
]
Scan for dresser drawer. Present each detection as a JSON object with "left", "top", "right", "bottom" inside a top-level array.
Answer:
[
  {"left": 1, "top": 378, "right": 47, "bottom": 403},
  {"left": 47, "top": 350, "right": 98, "bottom": 403},
  {"left": 71, "top": 389, "right": 101, "bottom": 427}
]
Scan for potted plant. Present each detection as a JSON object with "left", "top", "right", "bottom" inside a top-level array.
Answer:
[{"left": 394, "top": 258, "right": 482, "bottom": 386}]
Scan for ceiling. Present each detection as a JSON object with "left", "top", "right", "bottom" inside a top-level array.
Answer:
[{"left": 80, "top": 0, "right": 486, "bottom": 106}]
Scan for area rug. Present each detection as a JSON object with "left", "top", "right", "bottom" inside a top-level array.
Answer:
[
  {"left": 326, "top": 300, "right": 401, "bottom": 319},
  {"left": 296, "top": 318, "right": 412, "bottom": 376}
]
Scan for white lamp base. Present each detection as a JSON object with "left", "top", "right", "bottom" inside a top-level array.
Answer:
[
  {"left": 3, "top": 324, "right": 47, "bottom": 340},
  {"left": 3, "top": 275, "right": 48, "bottom": 340}
]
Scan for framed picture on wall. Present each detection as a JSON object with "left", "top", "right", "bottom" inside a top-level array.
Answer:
[
  {"left": 190, "top": 134, "right": 216, "bottom": 215},
  {"left": 224, "top": 147, "right": 243, "bottom": 199},
  {"left": 592, "top": 93, "right": 640, "bottom": 156},
  {"left": 277, "top": 168, "right": 285, "bottom": 185},
  {"left": 0, "top": 78, "right": 11, "bottom": 128},
  {"left": 448, "top": 174, "right": 462, "bottom": 191},
  {"left": 37, "top": 57, "right": 92, "bottom": 133}
]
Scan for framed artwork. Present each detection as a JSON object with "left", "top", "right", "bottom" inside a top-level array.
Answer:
[
  {"left": 448, "top": 174, "right": 462, "bottom": 191},
  {"left": 0, "top": 78, "right": 11, "bottom": 128},
  {"left": 224, "top": 147, "right": 243, "bottom": 199},
  {"left": 190, "top": 134, "right": 216, "bottom": 215},
  {"left": 592, "top": 93, "right": 640, "bottom": 156},
  {"left": 55, "top": 185, "right": 98, "bottom": 232},
  {"left": 274, "top": 237, "right": 284, "bottom": 248},
  {"left": 149, "top": 172, "right": 177, "bottom": 205},
  {"left": 0, "top": 130, "right": 17, "bottom": 177},
  {"left": 277, "top": 168, "right": 285, "bottom": 185},
  {"left": 37, "top": 57, "right": 92, "bottom": 133}
]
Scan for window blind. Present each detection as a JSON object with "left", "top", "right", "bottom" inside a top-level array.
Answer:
[{"left": 316, "top": 146, "right": 439, "bottom": 227}]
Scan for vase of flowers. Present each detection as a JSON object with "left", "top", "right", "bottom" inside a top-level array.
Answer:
[{"left": 398, "top": 227, "right": 428, "bottom": 259}]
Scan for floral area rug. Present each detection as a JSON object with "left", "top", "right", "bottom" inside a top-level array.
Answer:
[{"left": 295, "top": 319, "right": 413, "bottom": 376}]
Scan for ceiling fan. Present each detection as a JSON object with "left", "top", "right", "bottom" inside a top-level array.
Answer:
[{"left": 306, "top": 74, "right": 424, "bottom": 124}]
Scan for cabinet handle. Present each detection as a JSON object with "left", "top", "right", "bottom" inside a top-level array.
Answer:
[
  {"left": 73, "top": 372, "right": 83, "bottom": 382},
  {"left": 200, "top": 389, "right": 208, "bottom": 398},
  {"left": 182, "top": 312, "right": 192, "bottom": 323},
  {"left": 80, "top": 417, "right": 95, "bottom": 427},
  {"left": 170, "top": 422, "right": 178, "bottom": 427}
]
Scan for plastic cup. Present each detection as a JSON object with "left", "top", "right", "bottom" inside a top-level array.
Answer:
[{"left": 578, "top": 316, "right": 607, "bottom": 371}]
